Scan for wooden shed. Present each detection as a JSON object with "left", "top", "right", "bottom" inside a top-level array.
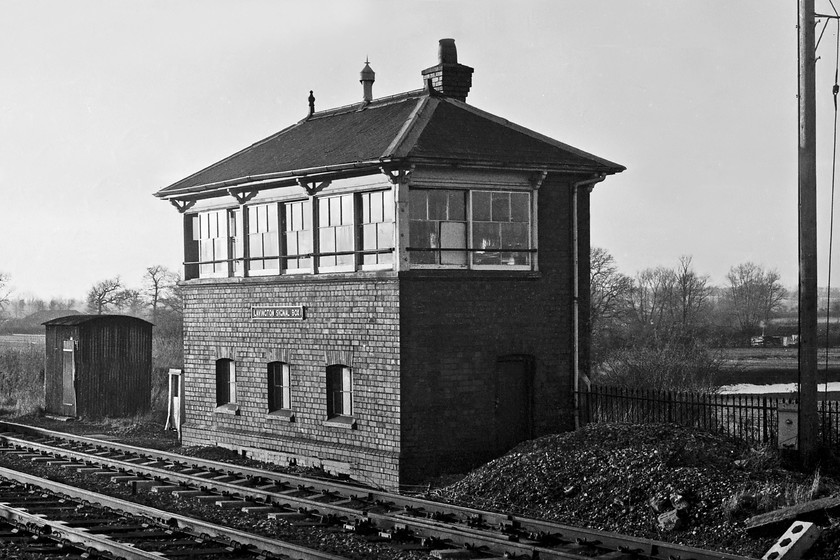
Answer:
[{"left": 43, "top": 315, "right": 152, "bottom": 418}]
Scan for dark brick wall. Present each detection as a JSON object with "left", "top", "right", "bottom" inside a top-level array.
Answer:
[
  {"left": 180, "top": 273, "right": 402, "bottom": 489},
  {"left": 397, "top": 176, "right": 583, "bottom": 483}
]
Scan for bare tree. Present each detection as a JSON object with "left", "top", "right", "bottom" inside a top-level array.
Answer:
[
  {"left": 86, "top": 277, "right": 129, "bottom": 314},
  {"left": 144, "top": 265, "right": 178, "bottom": 323},
  {"left": 674, "top": 255, "right": 711, "bottom": 330},
  {"left": 590, "top": 247, "right": 633, "bottom": 331},
  {"left": 725, "top": 262, "right": 788, "bottom": 334},
  {"left": 0, "top": 272, "right": 11, "bottom": 318},
  {"left": 631, "top": 266, "right": 678, "bottom": 333},
  {"left": 590, "top": 248, "right": 634, "bottom": 363},
  {"left": 118, "top": 289, "right": 147, "bottom": 317},
  {"left": 159, "top": 273, "right": 184, "bottom": 316}
]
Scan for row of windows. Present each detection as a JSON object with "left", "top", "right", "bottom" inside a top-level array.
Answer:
[
  {"left": 190, "top": 191, "right": 394, "bottom": 278},
  {"left": 215, "top": 359, "right": 352, "bottom": 418},
  {"left": 186, "top": 187, "right": 533, "bottom": 279}
]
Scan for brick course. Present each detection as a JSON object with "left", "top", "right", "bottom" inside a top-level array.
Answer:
[{"left": 181, "top": 274, "right": 402, "bottom": 489}]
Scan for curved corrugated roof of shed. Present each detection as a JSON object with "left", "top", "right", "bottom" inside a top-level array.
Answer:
[
  {"left": 42, "top": 314, "right": 153, "bottom": 327},
  {"left": 155, "top": 90, "right": 624, "bottom": 198}
]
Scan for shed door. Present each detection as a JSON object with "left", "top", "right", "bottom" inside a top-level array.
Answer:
[
  {"left": 62, "top": 340, "right": 76, "bottom": 415},
  {"left": 494, "top": 356, "right": 533, "bottom": 453}
]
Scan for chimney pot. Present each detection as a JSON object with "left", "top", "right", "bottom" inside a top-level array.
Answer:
[
  {"left": 438, "top": 38, "right": 457, "bottom": 64},
  {"left": 421, "top": 38, "right": 474, "bottom": 102}
]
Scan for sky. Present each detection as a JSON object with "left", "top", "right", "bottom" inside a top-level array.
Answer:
[{"left": 0, "top": 0, "right": 836, "bottom": 300}]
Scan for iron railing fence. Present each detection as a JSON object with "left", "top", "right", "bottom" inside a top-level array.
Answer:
[{"left": 577, "top": 385, "right": 840, "bottom": 448}]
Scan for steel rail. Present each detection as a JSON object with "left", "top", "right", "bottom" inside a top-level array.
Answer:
[
  {"left": 0, "top": 465, "right": 349, "bottom": 560},
  {"left": 0, "top": 437, "right": 562, "bottom": 560},
  {"left": 0, "top": 500, "right": 166, "bottom": 560},
  {"left": 0, "top": 421, "right": 759, "bottom": 560}
]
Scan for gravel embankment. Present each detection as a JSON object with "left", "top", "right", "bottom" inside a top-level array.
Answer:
[{"left": 432, "top": 423, "right": 840, "bottom": 559}]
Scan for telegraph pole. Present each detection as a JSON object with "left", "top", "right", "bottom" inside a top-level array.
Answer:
[{"left": 798, "top": 0, "right": 819, "bottom": 465}]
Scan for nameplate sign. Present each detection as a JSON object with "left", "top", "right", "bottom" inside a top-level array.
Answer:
[{"left": 251, "top": 305, "right": 305, "bottom": 321}]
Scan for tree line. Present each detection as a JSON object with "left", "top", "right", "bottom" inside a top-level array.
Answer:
[
  {"left": 0, "top": 267, "right": 182, "bottom": 325},
  {"left": 0, "top": 267, "right": 184, "bottom": 376},
  {"left": 591, "top": 249, "right": 790, "bottom": 349},
  {"left": 589, "top": 248, "right": 791, "bottom": 391}
]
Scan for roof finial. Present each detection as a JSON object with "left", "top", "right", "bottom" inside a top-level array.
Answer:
[
  {"left": 308, "top": 90, "right": 315, "bottom": 116},
  {"left": 360, "top": 58, "right": 375, "bottom": 103}
]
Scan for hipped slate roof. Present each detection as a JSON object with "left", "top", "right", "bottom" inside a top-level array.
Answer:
[{"left": 155, "top": 90, "right": 625, "bottom": 200}]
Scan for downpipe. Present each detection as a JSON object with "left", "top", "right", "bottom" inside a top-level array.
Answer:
[{"left": 573, "top": 173, "right": 606, "bottom": 430}]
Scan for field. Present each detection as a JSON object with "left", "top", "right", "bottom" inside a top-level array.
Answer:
[
  {"left": 715, "top": 347, "right": 840, "bottom": 399},
  {"left": 717, "top": 347, "right": 840, "bottom": 382},
  {"left": 0, "top": 334, "right": 45, "bottom": 351}
]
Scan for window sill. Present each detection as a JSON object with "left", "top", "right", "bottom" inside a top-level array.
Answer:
[
  {"left": 323, "top": 415, "right": 356, "bottom": 429},
  {"left": 214, "top": 403, "right": 240, "bottom": 415},
  {"left": 183, "top": 270, "right": 398, "bottom": 285},
  {"left": 266, "top": 409, "right": 295, "bottom": 422},
  {"left": 401, "top": 268, "right": 541, "bottom": 280}
]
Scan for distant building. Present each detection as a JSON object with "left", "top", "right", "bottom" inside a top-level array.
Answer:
[{"left": 154, "top": 39, "right": 624, "bottom": 489}]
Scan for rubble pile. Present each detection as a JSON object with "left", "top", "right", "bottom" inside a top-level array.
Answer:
[{"left": 433, "top": 423, "right": 840, "bottom": 558}]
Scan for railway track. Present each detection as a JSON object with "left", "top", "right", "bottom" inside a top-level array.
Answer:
[
  {"left": 0, "top": 421, "right": 758, "bottom": 560},
  {"left": 0, "top": 465, "right": 348, "bottom": 559}
]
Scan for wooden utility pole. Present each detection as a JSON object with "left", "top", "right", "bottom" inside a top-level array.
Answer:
[{"left": 798, "top": 0, "right": 819, "bottom": 464}]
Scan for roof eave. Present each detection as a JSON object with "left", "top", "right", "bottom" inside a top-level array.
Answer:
[
  {"left": 402, "top": 157, "right": 625, "bottom": 176},
  {"left": 155, "top": 159, "right": 403, "bottom": 201}
]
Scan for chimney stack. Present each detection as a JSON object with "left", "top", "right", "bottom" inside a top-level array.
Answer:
[
  {"left": 421, "top": 38, "right": 474, "bottom": 102},
  {"left": 360, "top": 58, "right": 375, "bottom": 102}
]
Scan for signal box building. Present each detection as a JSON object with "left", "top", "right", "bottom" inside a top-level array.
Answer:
[
  {"left": 43, "top": 315, "right": 152, "bottom": 419},
  {"left": 155, "top": 39, "right": 624, "bottom": 490}
]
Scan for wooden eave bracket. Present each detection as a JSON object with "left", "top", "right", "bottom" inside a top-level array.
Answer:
[
  {"left": 380, "top": 167, "right": 412, "bottom": 185},
  {"left": 228, "top": 190, "right": 258, "bottom": 205},
  {"left": 169, "top": 199, "right": 196, "bottom": 213},
  {"left": 529, "top": 170, "right": 549, "bottom": 190},
  {"left": 297, "top": 178, "right": 331, "bottom": 196}
]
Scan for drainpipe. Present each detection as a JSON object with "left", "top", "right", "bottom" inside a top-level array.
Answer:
[{"left": 573, "top": 173, "right": 606, "bottom": 430}]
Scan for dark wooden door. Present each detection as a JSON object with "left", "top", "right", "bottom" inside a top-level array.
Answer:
[
  {"left": 62, "top": 340, "right": 76, "bottom": 416},
  {"left": 495, "top": 356, "right": 532, "bottom": 453}
]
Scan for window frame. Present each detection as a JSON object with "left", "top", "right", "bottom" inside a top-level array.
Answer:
[
  {"left": 469, "top": 190, "right": 533, "bottom": 270},
  {"left": 357, "top": 189, "right": 396, "bottom": 271},
  {"left": 281, "top": 199, "right": 314, "bottom": 275},
  {"left": 325, "top": 364, "right": 353, "bottom": 419},
  {"left": 194, "top": 210, "right": 230, "bottom": 278},
  {"left": 408, "top": 187, "right": 534, "bottom": 271},
  {"left": 267, "top": 361, "right": 292, "bottom": 413},
  {"left": 317, "top": 193, "right": 356, "bottom": 273},
  {"left": 247, "top": 202, "right": 281, "bottom": 276},
  {"left": 215, "top": 358, "right": 238, "bottom": 414}
]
